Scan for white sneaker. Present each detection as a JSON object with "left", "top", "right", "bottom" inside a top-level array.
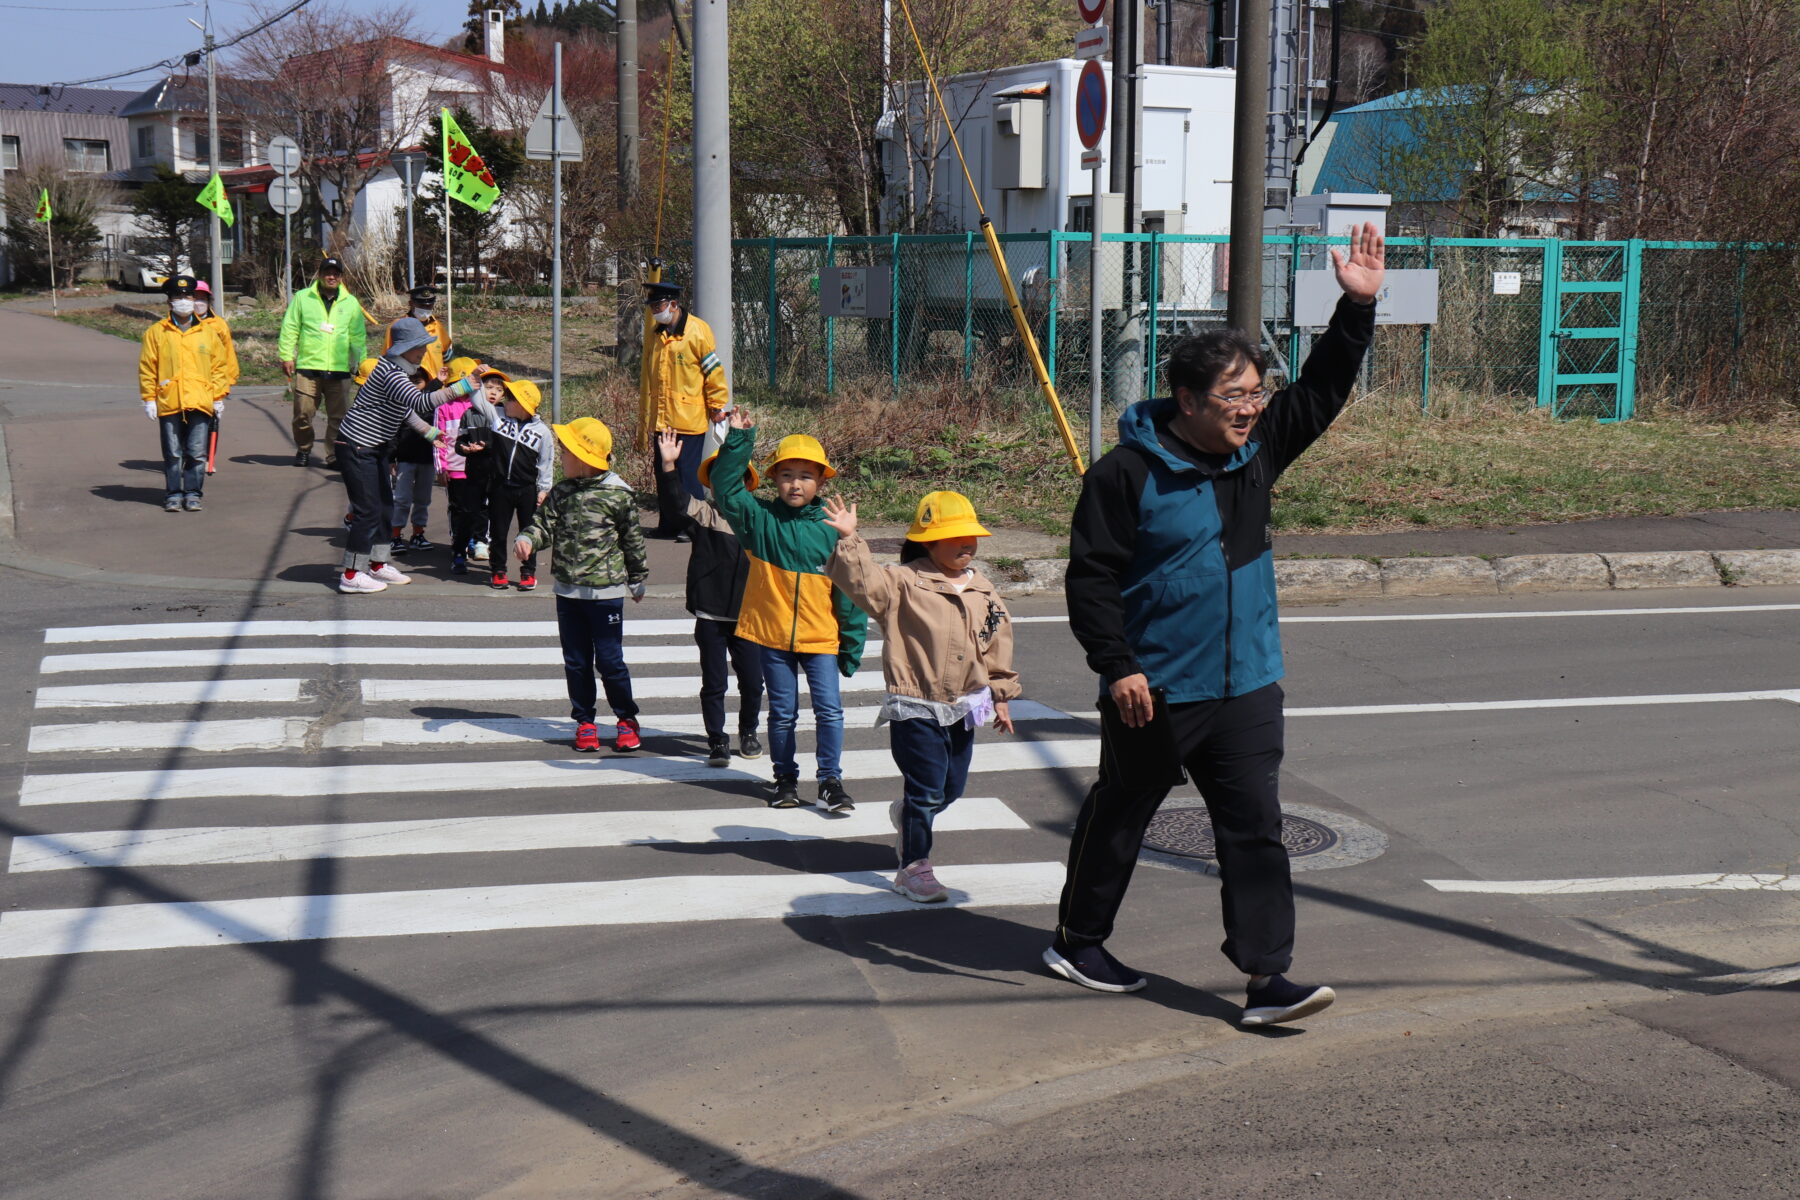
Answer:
[
  {"left": 370, "top": 563, "right": 411, "bottom": 585},
  {"left": 469, "top": 541, "right": 490, "bottom": 563},
  {"left": 339, "top": 571, "right": 387, "bottom": 594}
]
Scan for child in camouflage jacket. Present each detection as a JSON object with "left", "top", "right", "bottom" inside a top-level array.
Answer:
[{"left": 516, "top": 417, "right": 651, "bottom": 753}]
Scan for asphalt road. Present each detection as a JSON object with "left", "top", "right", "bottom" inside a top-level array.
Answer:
[{"left": 1, "top": 574, "right": 1798, "bottom": 1199}]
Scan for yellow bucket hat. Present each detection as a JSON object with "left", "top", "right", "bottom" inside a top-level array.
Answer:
[
  {"left": 503, "top": 378, "right": 542, "bottom": 416},
  {"left": 445, "top": 355, "right": 480, "bottom": 384},
  {"left": 698, "top": 451, "right": 760, "bottom": 493},
  {"left": 352, "top": 357, "right": 380, "bottom": 386},
  {"left": 764, "top": 433, "right": 836, "bottom": 481},
  {"left": 906, "top": 491, "right": 991, "bottom": 542},
  {"left": 551, "top": 417, "right": 613, "bottom": 471}
]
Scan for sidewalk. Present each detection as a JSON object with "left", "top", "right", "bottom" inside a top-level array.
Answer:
[{"left": 1, "top": 304, "right": 1796, "bottom": 598}]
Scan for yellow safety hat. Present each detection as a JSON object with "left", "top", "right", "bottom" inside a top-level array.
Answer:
[
  {"left": 764, "top": 433, "right": 836, "bottom": 481},
  {"left": 551, "top": 417, "right": 613, "bottom": 471},
  {"left": 478, "top": 365, "right": 512, "bottom": 382},
  {"left": 503, "top": 378, "right": 542, "bottom": 415},
  {"left": 905, "top": 490, "right": 991, "bottom": 542},
  {"left": 352, "top": 357, "right": 380, "bottom": 386},
  {"left": 698, "top": 451, "right": 759, "bottom": 493},
  {"left": 445, "top": 355, "right": 480, "bottom": 384}
]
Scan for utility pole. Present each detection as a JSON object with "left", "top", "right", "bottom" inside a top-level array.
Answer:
[
  {"left": 617, "top": 0, "right": 639, "bottom": 205},
  {"left": 552, "top": 41, "right": 565, "bottom": 423},
  {"left": 1227, "top": 0, "right": 1271, "bottom": 335},
  {"left": 692, "top": 0, "right": 731, "bottom": 377},
  {"left": 190, "top": 0, "right": 223, "bottom": 309}
]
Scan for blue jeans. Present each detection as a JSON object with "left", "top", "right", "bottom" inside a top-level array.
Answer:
[
  {"left": 556, "top": 595, "right": 639, "bottom": 725},
  {"left": 336, "top": 439, "right": 395, "bottom": 573},
  {"left": 758, "top": 647, "right": 843, "bottom": 781},
  {"left": 889, "top": 716, "right": 975, "bottom": 866},
  {"left": 159, "top": 411, "right": 211, "bottom": 499}
]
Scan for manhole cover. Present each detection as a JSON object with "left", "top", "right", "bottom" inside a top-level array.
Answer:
[{"left": 1142, "top": 808, "right": 1339, "bottom": 861}]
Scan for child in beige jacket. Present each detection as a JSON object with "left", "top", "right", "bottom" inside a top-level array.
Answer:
[{"left": 823, "top": 490, "right": 1020, "bottom": 902}]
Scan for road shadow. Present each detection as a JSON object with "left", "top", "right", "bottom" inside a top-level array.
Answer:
[
  {"left": 118, "top": 458, "right": 164, "bottom": 473},
  {"left": 90, "top": 483, "right": 172, "bottom": 506},
  {"left": 229, "top": 453, "right": 303, "bottom": 468}
]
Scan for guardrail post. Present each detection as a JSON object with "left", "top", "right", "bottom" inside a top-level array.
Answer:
[
  {"left": 1145, "top": 230, "right": 1161, "bottom": 398},
  {"left": 824, "top": 234, "right": 836, "bottom": 395},
  {"left": 766, "top": 237, "right": 779, "bottom": 389},
  {"left": 1420, "top": 235, "right": 1434, "bottom": 413},
  {"left": 1045, "top": 231, "right": 1060, "bottom": 387},
  {"left": 962, "top": 231, "right": 975, "bottom": 381}
]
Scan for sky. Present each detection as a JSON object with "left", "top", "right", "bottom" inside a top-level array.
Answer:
[{"left": 7, "top": 0, "right": 460, "bottom": 93}]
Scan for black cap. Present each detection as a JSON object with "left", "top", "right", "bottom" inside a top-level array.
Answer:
[
  {"left": 318, "top": 257, "right": 345, "bottom": 276},
  {"left": 644, "top": 281, "right": 683, "bottom": 304},
  {"left": 408, "top": 285, "right": 437, "bottom": 304},
  {"left": 163, "top": 274, "right": 198, "bottom": 297}
]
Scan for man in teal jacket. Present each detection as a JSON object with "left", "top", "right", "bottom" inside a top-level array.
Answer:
[{"left": 278, "top": 256, "right": 368, "bottom": 468}]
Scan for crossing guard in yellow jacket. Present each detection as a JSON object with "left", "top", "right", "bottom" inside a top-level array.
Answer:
[
  {"left": 640, "top": 278, "right": 730, "bottom": 538},
  {"left": 138, "top": 274, "right": 229, "bottom": 513},
  {"left": 709, "top": 409, "right": 867, "bottom": 813}
]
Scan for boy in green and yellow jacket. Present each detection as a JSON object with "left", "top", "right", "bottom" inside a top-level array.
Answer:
[{"left": 710, "top": 408, "right": 867, "bottom": 812}]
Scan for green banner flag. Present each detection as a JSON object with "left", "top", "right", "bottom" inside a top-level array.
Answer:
[
  {"left": 197, "top": 173, "right": 234, "bottom": 226},
  {"left": 34, "top": 187, "right": 52, "bottom": 223},
  {"left": 441, "top": 108, "right": 500, "bottom": 213}
]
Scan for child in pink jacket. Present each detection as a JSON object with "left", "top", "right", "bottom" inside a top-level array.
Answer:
[{"left": 435, "top": 357, "right": 487, "bottom": 575}]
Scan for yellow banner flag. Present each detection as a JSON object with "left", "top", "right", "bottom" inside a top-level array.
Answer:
[
  {"left": 34, "top": 187, "right": 52, "bottom": 222},
  {"left": 197, "top": 173, "right": 235, "bottom": 226},
  {"left": 441, "top": 108, "right": 500, "bottom": 213}
]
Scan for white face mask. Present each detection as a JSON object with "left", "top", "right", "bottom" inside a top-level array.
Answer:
[
  {"left": 169, "top": 298, "right": 196, "bottom": 317},
  {"left": 195, "top": 299, "right": 210, "bottom": 317},
  {"left": 412, "top": 307, "right": 433, "bottom": 321},
  {"left": 653, "top": 306, "right": 677, "bottom": 326}
]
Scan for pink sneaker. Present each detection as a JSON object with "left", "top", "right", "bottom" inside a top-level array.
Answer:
[{"left": 893, "top": 859, "right": 948, "bottom": 904}]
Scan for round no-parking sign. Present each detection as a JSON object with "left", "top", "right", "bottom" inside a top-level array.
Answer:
[{"left": 1076, "top": 59, "right": 1107, "bottom": 151}]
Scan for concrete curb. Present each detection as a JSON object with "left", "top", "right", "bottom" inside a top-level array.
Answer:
[{"left": 990, "top": 550, "right": 1800, "bottom": 601}]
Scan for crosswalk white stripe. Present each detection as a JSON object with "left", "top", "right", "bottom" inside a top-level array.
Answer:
[
  {"left": 361, "top": 673, "right": 889, "bottom": 702},
  {"left": 32, "top": 672, "right": 888, "bottom": 709},
  {"left": 7, "top": 797, "right": 1029, "bottom": 871},
  {"left": 1426, "top": 873, "right": 1800, "bottom": 896},
  {"left": 1062, "top": 687, "right": 1800, "bottom": 723},
  {"left": 45, "top": 619, "right": 706, "bottom": 643},
  {"left": 38, "top": 642, "right": 885, "bottom": 674},
  {"left": 18, "top": 739, "right": 1099, "bottom": 806},
  {"left": 34, "top": 679, "right": 308, "bottom": 709},
  {"left": 25, "top": 700, "right": 1076, "bottom": 755},
  {"left": 0, "top": 862, "right": 1070, "bottom": 959}
]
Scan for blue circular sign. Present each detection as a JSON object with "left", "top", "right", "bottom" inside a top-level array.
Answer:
[{"left": 1076, "top": 60, "right": 1107, "bottom": 150}]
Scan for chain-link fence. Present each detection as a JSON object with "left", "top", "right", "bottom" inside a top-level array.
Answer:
[{"left": 730, "top": 233, "right": 1784, "bottom": 424}]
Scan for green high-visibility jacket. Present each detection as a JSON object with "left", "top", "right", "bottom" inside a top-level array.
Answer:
[{"left": 277, "top": 282, "right": 369, "bottom": 372}]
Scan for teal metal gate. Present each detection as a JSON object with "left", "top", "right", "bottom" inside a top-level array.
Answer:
[{"left": 1537, "top": 239, "right": 1642, "bottom": 421}]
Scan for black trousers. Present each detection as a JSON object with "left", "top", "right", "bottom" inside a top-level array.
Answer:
[
  {"left": 1054, "top": 682, "right": 1294, "bottom": 976},
  {"left": 488, "top": 482, "right": 538, "bottom": 576},
  {"left": 694, "top": 617, "right": 763, "bottom": 737},
  {"left": 446, "top": 476, "right": 488, "bottom": 552},
  {"left": 653, "top": 432, "right": 705, "bottom": 535}
]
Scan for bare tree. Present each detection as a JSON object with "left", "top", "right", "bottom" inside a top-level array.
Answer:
[{"left": 231, "top": 2, "right": 503, "bottom": 261}]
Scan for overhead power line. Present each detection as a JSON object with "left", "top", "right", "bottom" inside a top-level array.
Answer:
[{"left": 50, "top": 0, "right": 313, "bottom": 88}]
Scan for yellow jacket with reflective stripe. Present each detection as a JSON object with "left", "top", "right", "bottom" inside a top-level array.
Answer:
[
  {"left": 138, "top": 316, "right": 228, "bottom": 415},
  {"left": 639, "top": 310, "right": 729, "bottom": 439},
  {"left": 201, "top": 314, "right": 240, "bottom": 395}
]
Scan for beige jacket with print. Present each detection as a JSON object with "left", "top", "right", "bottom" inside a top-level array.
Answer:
[{"left": 827, "top": 534, "right": 1021, "bottom": 705}]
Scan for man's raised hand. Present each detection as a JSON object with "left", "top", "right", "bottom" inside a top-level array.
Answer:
[
  {"left": 821, "top": 494, "right": 858, "bottom": 540},
  {"left": 1329, "top": 221, "right": 1386, "bottom": 305}
]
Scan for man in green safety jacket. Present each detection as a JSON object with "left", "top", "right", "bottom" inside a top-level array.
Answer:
[{"left": 278, "top": 256, "right": 369, "bottom": 468}]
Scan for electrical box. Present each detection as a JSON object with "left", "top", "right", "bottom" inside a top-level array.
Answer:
[
  {"left": 1292, "top": 191, "right": 1390, "bottom": 267},
  {"left": 992, "top": 90, "right": 1047, "bottom": 190}
]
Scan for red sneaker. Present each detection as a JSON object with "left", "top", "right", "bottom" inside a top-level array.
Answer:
[
  {"left": 615, "top": 717, "right": 642, "bottom": 752},
  {"left": 574, "top": 722, "right": 600, "bottom": 752},
  {"left": 516, "top": 574, "right": 537, "bottom": 591},
  {"left": 489, "top": 572, "right": 509, "bottom": 590}
]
